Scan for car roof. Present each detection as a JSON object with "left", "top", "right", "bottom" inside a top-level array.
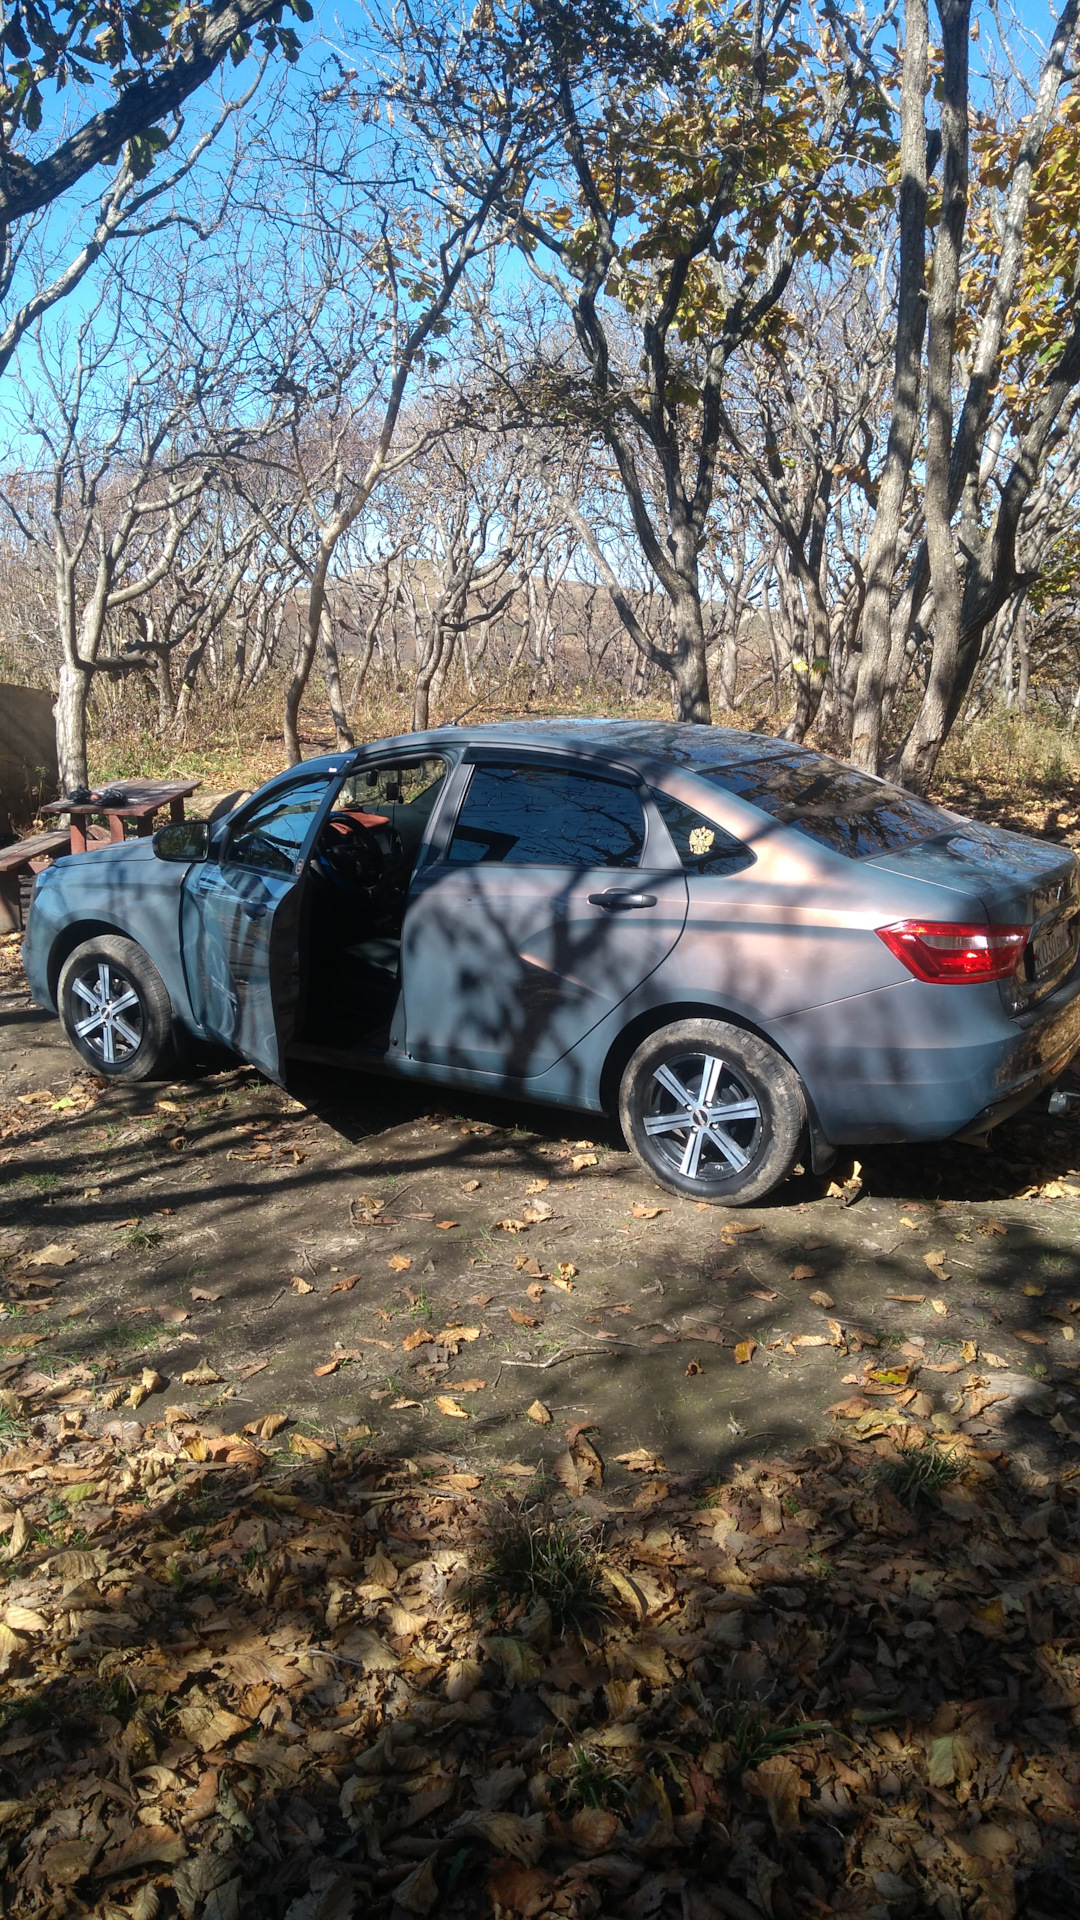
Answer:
[
  {"left": 432, "top": 719, "right": 796, "bottom": 769},
  {"left": 256, "top": 721, "right": 804, "bottom": 796}
]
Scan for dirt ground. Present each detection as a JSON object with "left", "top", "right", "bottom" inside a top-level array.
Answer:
[{"left": 4, "top": 935, "right": 1080, "bottom": 1490}]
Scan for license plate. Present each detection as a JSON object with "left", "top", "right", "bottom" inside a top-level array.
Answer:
[{"left": 1034, "top": 916, "right": 1076, "bottom": 974}]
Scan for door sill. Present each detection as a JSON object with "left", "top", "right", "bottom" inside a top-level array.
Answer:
[{"left": 288, "top": 1039, "right": 395, "bottom": 1070}]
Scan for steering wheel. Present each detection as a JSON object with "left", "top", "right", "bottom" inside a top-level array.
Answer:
[{"left": 315, "top": 813, "right": 402, "bottom": 892}]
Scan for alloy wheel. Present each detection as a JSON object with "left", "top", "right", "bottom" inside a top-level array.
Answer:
[
  {"left": 643, "top": 1050, "right": 762, "bottom": 1181},
  {"left": 70, "top": 961, "right": 144, "bottom": 1066}
]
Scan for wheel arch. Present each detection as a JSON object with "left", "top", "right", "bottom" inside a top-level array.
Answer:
[
  {"left": 48, "top": 919, "right": 146, "bottom": 1005},
  {"left": 598, "top": 999, "right": 836, "bottom": 1174}
]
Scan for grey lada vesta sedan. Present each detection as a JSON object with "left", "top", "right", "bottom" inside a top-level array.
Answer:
[{"left": 22, "top": 721, "right": 1080, "bottom": 1205}]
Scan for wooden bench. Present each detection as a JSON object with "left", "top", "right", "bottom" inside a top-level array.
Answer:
[{"left": 0, "top": 828, "right": 71, "bottom": 932}]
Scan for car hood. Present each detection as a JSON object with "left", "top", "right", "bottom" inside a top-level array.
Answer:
[
  {"left": 865, "top": 819, "right": 1080, "bottom": 1006},
  {"left": 71, "top": 838, "right": 159, "bottom": 868}
]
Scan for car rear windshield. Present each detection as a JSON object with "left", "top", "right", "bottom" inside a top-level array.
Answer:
[{"left": 697, "top": 753, "right": 951, "bottom": 859}]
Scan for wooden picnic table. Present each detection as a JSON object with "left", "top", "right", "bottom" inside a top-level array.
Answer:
[{"left": 41, "top": 777, "right": 201, "bottom": 854}]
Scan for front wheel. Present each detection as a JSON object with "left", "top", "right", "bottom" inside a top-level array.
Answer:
[
  {"left": 618, "top": 1018, "right": 805, "bottom": 1206},
  {"left": 58, "top": 935, "right": 174, "bottom": 1081}
]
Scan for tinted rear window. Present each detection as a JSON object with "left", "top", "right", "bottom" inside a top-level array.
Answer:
[{"left": 697, "top": 753, "right": 951, "bottom": 859}]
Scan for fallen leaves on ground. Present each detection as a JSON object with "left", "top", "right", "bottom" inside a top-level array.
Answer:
[
  {"left": 0, "top": 1372, "right": 1077, "bottom": 1918},
  {"left": 22, "top": 1243, "right": 77, "bottom": 1269},
  {"left": 614, "top": 1448, "right": 665, "bottom": 1472}
]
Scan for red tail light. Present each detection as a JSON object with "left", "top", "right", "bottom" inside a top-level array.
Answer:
[{"left": 877, "top": 920, "right": 1029, "bottom": 983}]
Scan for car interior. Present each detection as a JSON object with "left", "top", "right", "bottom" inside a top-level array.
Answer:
[{"left": 301, "top": 756, "right": 449, "bottom": 1048}]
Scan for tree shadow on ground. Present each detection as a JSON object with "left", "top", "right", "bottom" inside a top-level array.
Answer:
[{"left": 0, "top": 1402, "right": 1079, "bottom": 1920}]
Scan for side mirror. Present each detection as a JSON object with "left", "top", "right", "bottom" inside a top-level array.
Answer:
[{"left": 153, "top": 819, "right": 210, "bottom": 863}]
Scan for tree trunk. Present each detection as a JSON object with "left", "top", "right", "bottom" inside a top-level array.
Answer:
[
  {"left": 718, "top": 622, "right": 738, "bottom": 709},
  {"left": 849, "top": 0, "right": 930, "bottom": 772},
  {"left": 670, "top": 577, "right": 711, "bottom": 723},
  {"left": 412, "top": 607, "right": 454, "bottom": 732},
  {"left": 321, "top": 607, "right": 355, "bottom": 749},
  {"left": 895, "top": 0, "right": 971, "bottom": 794},
  {"left": 54, "top": 660, "right": 90, "bottom": 791},
  {"left": 1016, "top": 599, "right": 1030, "bottom": 712},
  {"left": 152, "top": 647, "right": 173, "bottom": 734},
  {"left": 783, "top": 624, "right": 828, "bottom": 741},
  {"left": 782, "top": 562, "right": 833, "bottom": 742},
  {"left": 285, "top": 546, "right": 331, "bottom": 765}
]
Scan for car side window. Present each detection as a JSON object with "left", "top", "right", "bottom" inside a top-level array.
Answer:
[
  {"left": 650, "top": 790, "right": 756, "bottom": 876},
  {"left": 447, "top": 764, "right": 646, "bottom": 868},
  {"left": 339, "top": 759, "right": 447, "bottom": 812},
  {"left": 225, "top": 778, "right": 332, "bottom": 875}
]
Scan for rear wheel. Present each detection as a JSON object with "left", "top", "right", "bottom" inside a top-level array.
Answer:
[
  {"left": 58, "top": 936, "right": 174, "bottom": 1082},
  {"left": 619, "top": 1018, "right": 805, "bottom": 1205}
]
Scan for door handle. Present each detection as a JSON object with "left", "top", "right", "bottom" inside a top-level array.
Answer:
[{"left": 588, "top": 890, "right": 658, "bottom": 910}]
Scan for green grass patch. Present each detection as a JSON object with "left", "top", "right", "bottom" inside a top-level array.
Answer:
[
  {"left": 110, "top": 1322, "right": 162, "bottom": 1353},
  {"left": 875, "top": 1436, "right": 963, "bottom": 1511},
  {"left": 694, "top": 1685, "right": 828, "bottom": 1775},
  {"left": 475, "top": 1502, "right": 613, "bottom": 1639}
]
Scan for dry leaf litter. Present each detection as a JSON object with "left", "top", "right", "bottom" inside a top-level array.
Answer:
[{"left": 0, "top": 1367, "right": 1074, "bottom": 1920}]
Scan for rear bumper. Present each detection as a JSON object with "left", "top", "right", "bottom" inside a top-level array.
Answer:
[{"left": 775, "top": 961, "right": 1080, "bottom": 1146}]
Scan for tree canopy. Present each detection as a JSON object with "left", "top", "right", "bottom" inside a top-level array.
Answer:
[{"left": 0, "top": 0, "right": 310, "bottom": 225}]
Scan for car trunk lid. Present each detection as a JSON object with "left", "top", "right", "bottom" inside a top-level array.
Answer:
[{"left": 865, "top": 820, "right": 1080, "bottom": 1009}]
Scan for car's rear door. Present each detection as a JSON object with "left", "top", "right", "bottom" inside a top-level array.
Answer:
[
  {"left": 180, "top": 771, "right": 342, "bottom": 1078},
  {"left": 400, "top": 755, "right": 688, "bottom": 1081}
]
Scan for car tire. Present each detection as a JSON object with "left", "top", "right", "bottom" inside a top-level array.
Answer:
[
  {"left": 58, "top": 936, "right": 175, "bottom": 1082},
  {"left": 618, "top": 1018, "right": 805, "bottom": 1206}
]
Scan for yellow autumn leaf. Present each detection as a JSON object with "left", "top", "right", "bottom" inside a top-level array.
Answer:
[
  {"left": 244, "top": 1412, "right": 289, "bottom": 1440},
  {"left": 436, "top": 1395, "right": 469, "bottom": 1419}
]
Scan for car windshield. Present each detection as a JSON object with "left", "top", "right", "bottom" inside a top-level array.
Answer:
[{"left": 696, "top": 752, "right": 952, "bottom": 859}]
